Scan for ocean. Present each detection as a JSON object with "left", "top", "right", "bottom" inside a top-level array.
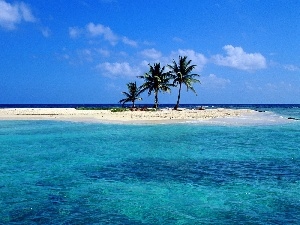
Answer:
[{"left": 0, "top": 104, "right": 299, "bottom": 224}]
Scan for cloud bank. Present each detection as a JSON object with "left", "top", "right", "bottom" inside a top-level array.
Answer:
[
  {"left": 0, "top": 0, "right": 35, "bottom": 30},
  {"left": 69, "top": 22, "right": 137, "bottom": 47},
  {"left": 87, "top": 23, "right": 118, "bottom": 45},
  {"left": 97, "top": 62, "right": 142, "bottom": 78},
  {"left": 172, "top": 49, "right": 207, "bottom": 72},
  {"left": 202, "top": 74, "right": 231, "bottom": 89},
  {"left": 140, "top": 48, "right": 162, "bottom": 60},
  {"left": 213, "top": 45, "right": 267, "bottom": 71}
]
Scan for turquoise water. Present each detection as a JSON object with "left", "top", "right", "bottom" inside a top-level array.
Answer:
[{"left": 0, "top": 110, "right": 300, "bottom": 224}]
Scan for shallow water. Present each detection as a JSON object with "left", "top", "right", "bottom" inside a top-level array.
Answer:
[{"left": 0, "top": 113, "right": 300, "bottom": 224}]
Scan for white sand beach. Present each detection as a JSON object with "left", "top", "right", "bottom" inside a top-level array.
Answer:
[{"left": 0, "top": 107, "right": 260, "bottom": 124}]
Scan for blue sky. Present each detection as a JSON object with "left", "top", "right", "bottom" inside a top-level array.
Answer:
[{"left": 0, "top": 0, "right": 299, "bottom": 104}]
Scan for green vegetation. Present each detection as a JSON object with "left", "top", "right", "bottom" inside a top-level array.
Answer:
[
  {"left": 138, "top": 63, "right": 172, "bottom": 109},
  {"left": 110, "top": 108, "right": 129, "bottom": 112},
  {"left": 168, "top": 56, "right": 200, "bottom": 110},
  {"left": 75, "top": 107, "right": 111, "bottom": 110},
  {"left": 75, "top": 107, "right": 128, "bottom": 112},
  {"left": 119, "top": 55, "right": 200, "bottom": 109},
  {"left": 119, "top": 82, "right": 142, "bottom": 108},
  {"left": 78, "top": 55, "right": 200, "bottom": 111},
  {"left": 75, "top": 107, "right": 157, "bottom": 112}
]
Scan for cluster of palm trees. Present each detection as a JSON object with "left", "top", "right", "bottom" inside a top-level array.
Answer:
[{"left": 119, "top": 56, "right": 200, "bottom": 110}]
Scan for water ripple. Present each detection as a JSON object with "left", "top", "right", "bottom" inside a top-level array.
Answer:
[{"left": 82, "top": 158, "right": 300, "bottom": 186}]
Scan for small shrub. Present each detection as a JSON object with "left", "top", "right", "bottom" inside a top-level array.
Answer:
[{"left": 110, "top": 108, "right": 128, "bottom": 112}]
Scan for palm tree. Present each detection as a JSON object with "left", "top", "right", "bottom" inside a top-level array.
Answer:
[
  {"left": 138, "top": 63, "right": 172, "bottom": 109},
  {"left": 168, "top": 56, "right": 200, "bottom": 110},
  {"left": 119, "top": 81, "right": 142, "bottom": 108}
]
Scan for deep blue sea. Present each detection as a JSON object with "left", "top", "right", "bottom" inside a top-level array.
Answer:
[{"left": 0, "top": 104, "right": 299, "bottom": 224}]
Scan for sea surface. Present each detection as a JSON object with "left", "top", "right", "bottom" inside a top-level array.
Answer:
[{"left": 0, "top": 104, "right": 299, "bottom": 224}]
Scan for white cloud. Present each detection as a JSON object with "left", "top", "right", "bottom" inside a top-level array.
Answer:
[
  {"left": 77, "top": 49, "right": 93, "bottom": 62},
  {"left": 69, "top": 23, "right": 138, "bottom": 47},
  {"left": 122, "top": 37, "right": 137, "bottom": 47},
  {"left": 86, "top": 22, "right": 118, "bottom": 45},
  {"left": 139, "top": 49, "right": 207, "bottom": 72},
  {"left": 96, "top": 48, "right": 110, "bottom": 57},
  {"left": 140, "top": 48, "right": 162, "bottom": 60},
  {"left": 142, "top": 40, "right": 155, "bottom": 46},
  {"left": 283, "top": 64, "right": 300, "bottom": 72},
  {"left": 0, "top": 0, "right": 36, "bottom": 30},
  {"left": 118, "top": 51, "right": 128, "bottom": 57},
  {"left": 171, "top": 49, "right": 207, "bottom": 71},
  {"left": 140, "top": 60, "right": 151, "bottom": 68},
  {"left": 97, "top": 62, "right": 141, "bottom": 78},
  {"left": 172, "top": 37, "right": 184, "bottom": 43},
  {"left": 61, "top": 47, "right": 114, "bottom": 64},
  {"left": 18, "top": 2, "right": 35, "bottom": 22},
  {"left": 213, "top": 45, "right": 267, "bottom": 71},
  {"left": 69, "top": 27, "right": 82, "bottom": 38},
  {"left": 41, "top": 27, "right": 51, "bottom": 37},
  {"left": 201, "top": 74, "right": 231, "bottom": 89}
]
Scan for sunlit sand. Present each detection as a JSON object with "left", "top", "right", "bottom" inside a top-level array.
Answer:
[{"left": 0, "top": 107, "right": 292, "bottom": 125}]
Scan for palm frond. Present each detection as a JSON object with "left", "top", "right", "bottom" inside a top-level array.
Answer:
[
  {"left": 119, "top": 81, "right": 143, "bottom": 106},
  {"left": 137, "top": 62, "right": 172, "bottom": 108},
  {"left": 168, "top": 55, "right": 201, "bottom": 109}
]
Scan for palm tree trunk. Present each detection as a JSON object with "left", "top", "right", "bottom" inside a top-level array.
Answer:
[
  {"left": 154, "top": 90, "right": 158, "bottom": 108},
  {"left": 174, "top": 83, "right": 182, "bottom": 110},
  {"left": 132, "top": 100, "right": 135, "bottom": 108}
]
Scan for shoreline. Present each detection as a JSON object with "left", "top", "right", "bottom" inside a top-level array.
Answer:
[
  {"left": 0, "top": 107, "right": 292, "bottom": 125},
  {"left": 0, "top": 107, "right": 253, "bottom": 122}
]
